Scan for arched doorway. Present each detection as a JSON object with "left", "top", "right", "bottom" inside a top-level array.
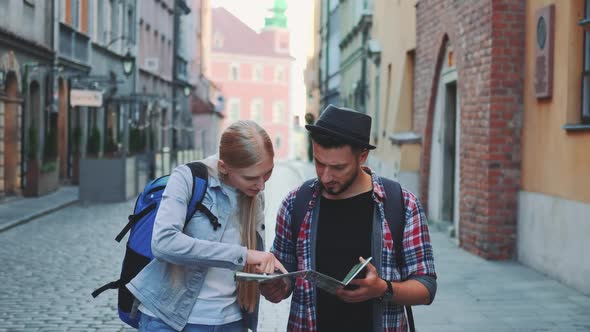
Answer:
[
  {"left": 23, "top": 81, "right": 42, "bottom": 196},
  {"left": 427, "top": 43, "right": 461, "bottom": 240},
  {"left": 3, "top": 71, "right": 20, "bottom": 195},
  {"left": 57, "top": 78, "right": 68, "bottom": 181}
]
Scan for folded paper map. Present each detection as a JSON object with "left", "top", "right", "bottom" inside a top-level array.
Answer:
[{"left": 235, "top": 257, "right": 373, "bottom": 294}]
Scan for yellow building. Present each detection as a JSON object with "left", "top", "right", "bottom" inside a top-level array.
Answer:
[
  {"left": 518, "top": 0, "right": 590, "bottom": 294},
  {"left": 366, "top": 0, "right": 420, "bottom": 193}
]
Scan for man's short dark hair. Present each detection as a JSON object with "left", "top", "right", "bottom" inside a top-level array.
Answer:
[{"left": 310, "top": 131, "right": 365, "bottom": 155}]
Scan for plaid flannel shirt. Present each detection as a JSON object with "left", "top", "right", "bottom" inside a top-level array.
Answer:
[{"left": 271, "top": 167, "right": 436, "bottom": 332}]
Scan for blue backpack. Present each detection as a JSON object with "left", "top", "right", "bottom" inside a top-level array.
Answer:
[{"left": 91, "top": 162, "right": 218, "bottom": 328}]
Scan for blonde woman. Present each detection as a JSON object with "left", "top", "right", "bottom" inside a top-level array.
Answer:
[{"left": 127, "top": 121, "right": 285, "bottom": 332}]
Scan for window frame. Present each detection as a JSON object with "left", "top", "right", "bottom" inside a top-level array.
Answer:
[
  {"left": 272, "top": 101, "right": 285, "bottom": 124},
  {"left": 228, "top": 98, "right": 241, "bottom": 122},
  {"left": 230, "top": 63, "right": 240, "bottom": 81},
  {"left": 250, "top": 99, "right": 263, "bottom": 123}
]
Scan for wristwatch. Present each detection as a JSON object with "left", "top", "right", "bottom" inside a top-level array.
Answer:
[{"left": 379, "top": 278, "right": 394, "bottom": 302}]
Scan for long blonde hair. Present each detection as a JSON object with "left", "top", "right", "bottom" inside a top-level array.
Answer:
[{"left": 219, "top": 120, "right": 274, "bottom": 312}]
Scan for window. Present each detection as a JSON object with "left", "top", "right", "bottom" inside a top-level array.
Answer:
[
  {"left": 127, "top": 9, "right": 135, "bottom": 44},
  {"left": 228, "top": 99, "right": 240, "bottom": 121},
  {"left": 104, "top": 1, "right": 112, "bottom": 44},
  {"left": 214, "top": 32, "right": 224, "bottom": 48},
  {"left": 110, "top": 0, "right": 117, "bottom": 44},
  {"left": 275, "top": 65, "right": 285, "bottom": 83},
  {"left": 582, "top": 1, "right": 590, "bottom": 123},
  {"left": 92, "top": 0, "right": 100, "bottom": 41},
  {"left": 117, "top": 2, "right": 124, "bottom": 51},
  {"left": 230, "top": 64, "right": 240, "bottom": 81},
  {"left": 71, "top": 0, "right": 80, "bottom": 29},
  {"left": 250, "top": 99, "right": 263, "bottom": 123},
  {"left": 59, "top": 0, "right": 66, "bottom": 22},
  {"left": 253, "top": 64, "right": 263, "bottom": 82},
  {"left": 272, "top": 101, "right": 285, "bottom": 124}
]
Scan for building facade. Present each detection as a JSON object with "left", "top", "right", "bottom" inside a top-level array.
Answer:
[
  {"left": 337, "top": 0, "right": 372, "bottom": 113},
  {"left": 518, "top": 0, "right": 589, "bottom": 295},
  {"left": 365, "top": 0, "right": 419, "bottom": 193},
  {"left": 210, "top": 3, "right": 293, "bottom": 160},
  {"left": 188, "top": 0, "right": 223, "bottom": 159},
  {"left": 0, "top": 0, "right": 56, "bottom": 198},
  {"left": 414, "top": 0, "right": 589, "bottom": 295},
  {"left": 318, "top": 0, "right": 342, "bottom": 109},
  {"left": 137, "top": 0, "right": 175, "bottom": 155}
]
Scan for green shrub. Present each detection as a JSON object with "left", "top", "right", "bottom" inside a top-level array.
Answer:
[
  {"left": 87, "top": 126, "right": 101, "bottom": 156},
  {"left": 104, "top": 128, "right": 118, "bottom": 155},
  {"left": 43, "top": 128, "right": 58, "bottom": 162},
  {"left": 27, "top": 123, "right": 39, "bottom": 161}
]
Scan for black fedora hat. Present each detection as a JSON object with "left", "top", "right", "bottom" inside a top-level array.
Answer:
[{"left": 305, "top": 104, "right": 376, "bottom": 150}]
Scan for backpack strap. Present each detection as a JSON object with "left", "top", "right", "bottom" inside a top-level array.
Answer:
[
  {"left": 381, "top": 177, "right": 415, "bottom": 332},
  {"left": 185, "top": 161, "right": 219, "bottom": 231},
  {"left": 292, "top": 179, "right": 316, "bottom": 247},
  {"left": 290, "top": 179, "right": 316, "bottom": 272}
]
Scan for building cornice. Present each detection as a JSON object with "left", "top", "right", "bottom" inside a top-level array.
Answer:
[{"left": 0, "top": 27, "right": 54, "bottom": 61}]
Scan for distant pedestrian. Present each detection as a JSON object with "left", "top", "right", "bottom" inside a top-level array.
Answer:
[
  {"left": 260, "top": 105, "right": 437, "bottom": 332},
  {"left": 127, "top": 120, "right": 286, "bottom": 332}
]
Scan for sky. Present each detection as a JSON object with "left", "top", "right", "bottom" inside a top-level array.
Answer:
[{"left": 210, "top": 0, "right": 315, "bottom": 124}]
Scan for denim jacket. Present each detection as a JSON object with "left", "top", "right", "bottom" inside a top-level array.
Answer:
[{"left": 126, "top": 157, "right": 264, "bottom": 331}]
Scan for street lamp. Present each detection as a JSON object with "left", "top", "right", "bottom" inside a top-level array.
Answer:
[
  {"left": 183, "top": 86, "right": 191, "bottom": 97},
  {"left": 122, "top": 51, "right": 135, "bottom": 77}
]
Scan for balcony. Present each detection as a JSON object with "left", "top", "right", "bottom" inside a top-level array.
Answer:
[{"left": 59, "top": 23, "right": 90, "bottom": 65}]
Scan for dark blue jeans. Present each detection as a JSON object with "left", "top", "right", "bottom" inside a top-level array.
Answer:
[{"left": 139, "top": 314, "right": 245, "bottom": 332}]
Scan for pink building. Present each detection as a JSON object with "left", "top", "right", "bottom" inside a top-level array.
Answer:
[{"left": 211, "top": 3, "right": 293, "bottom": 159}]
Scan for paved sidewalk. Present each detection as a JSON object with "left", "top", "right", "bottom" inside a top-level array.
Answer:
[{"left": 0, "top": 186, "right": 78, "bottom": 232}]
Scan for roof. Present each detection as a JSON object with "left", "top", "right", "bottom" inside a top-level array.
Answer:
[
  {"left": 211, "top": 7, "right": 293, "bottom": 59},
  {"left": 191, "top": 95, "right": 223, "bottom": 118}
]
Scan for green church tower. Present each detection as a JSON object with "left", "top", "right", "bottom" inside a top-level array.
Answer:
[{"left": 264, "top": 0, "right": 288, "bottom": 29}]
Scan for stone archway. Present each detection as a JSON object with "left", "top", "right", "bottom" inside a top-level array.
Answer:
[
  {"left": 426, "top": 42, "right": 461, "bottom": 241},
  {"left": 1, "top": 51, "right": 23, "bottom": 196},
  {"left": 3, "top": 71, "right": 20, "bottom": 195}
]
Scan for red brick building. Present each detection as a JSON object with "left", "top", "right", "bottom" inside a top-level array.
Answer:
[{"left": 414, "top": 0, "right": 526, "bottom": 260}]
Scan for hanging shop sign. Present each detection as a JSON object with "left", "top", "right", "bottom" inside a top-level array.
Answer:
[{"left": 70, "top": 89, "right": 103, "bottom": 107}]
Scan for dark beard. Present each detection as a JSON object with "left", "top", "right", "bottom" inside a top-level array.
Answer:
[{"left": 321, "top": 168, "right": 359, "bottom": 196}]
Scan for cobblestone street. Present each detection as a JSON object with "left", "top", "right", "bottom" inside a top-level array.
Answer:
[
  {"left": 0, "top": 198, "right": 136, "bottom": 332},
  {"left": 0, "top": 161, "right": 310, "bottom": 332}
]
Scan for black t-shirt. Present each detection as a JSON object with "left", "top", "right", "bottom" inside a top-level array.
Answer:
[{"left": 316, "top": 190, "right": 374, "bottom": 332}]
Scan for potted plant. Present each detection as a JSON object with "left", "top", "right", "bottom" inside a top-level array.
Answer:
[
  {"left": 80, "top": 125, "right": 141, "bottom": 202},
  {"left": 71, "top": 126, "right": 82, "bottom": 184},
  {"left": 104, "top": 128, "right": 119, "bottom": 157},
  {"left": 87, "top": 126, "right": 101, "bottom": 157},
  {"left": 38, "top": 127, "right": 59, "bottom": 195}
]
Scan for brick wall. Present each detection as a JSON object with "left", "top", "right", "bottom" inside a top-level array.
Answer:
[{"left": 415, "top": 0, "right": 525, "bottom": 259}]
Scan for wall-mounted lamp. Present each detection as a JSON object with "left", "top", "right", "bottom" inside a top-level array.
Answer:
[
  {"left": 122, "top": 51, "right": 135, "bottom": 77},
  {"left": 183, "top": 86, "right": 191, "bottom": 97}
]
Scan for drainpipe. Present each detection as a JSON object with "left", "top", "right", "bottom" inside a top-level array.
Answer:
[
  {"left": 323, "top": 0, "right": 330, "bottom": 109},
  {"left": 360, "top": 17, "right": 369, "bottom": 113}
]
